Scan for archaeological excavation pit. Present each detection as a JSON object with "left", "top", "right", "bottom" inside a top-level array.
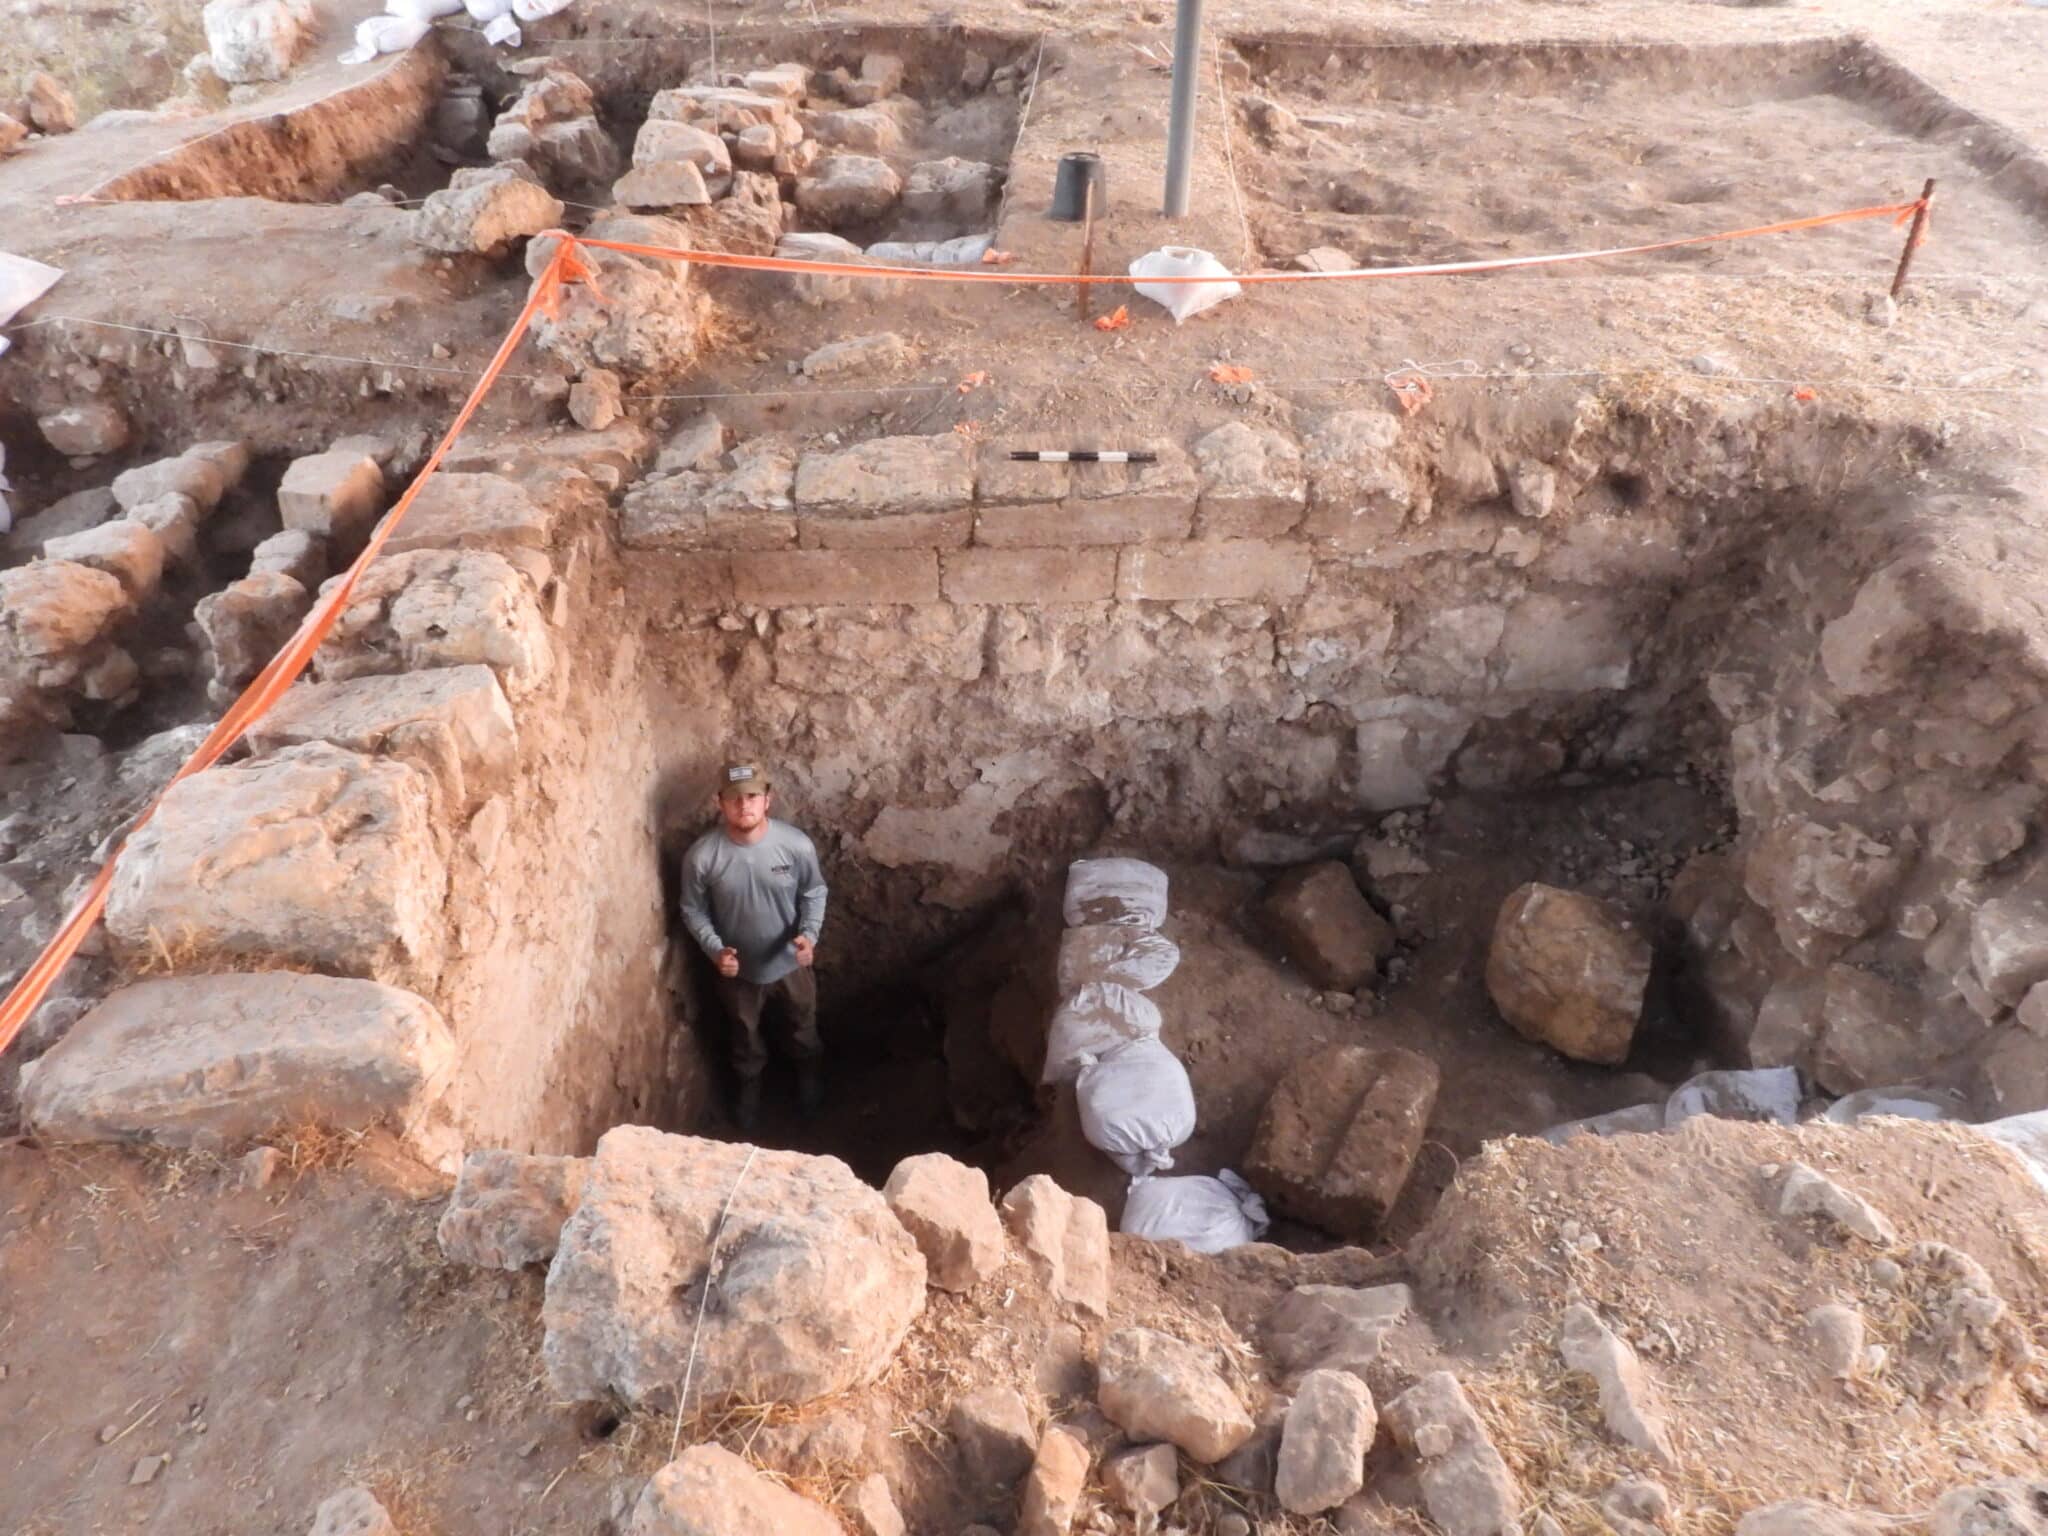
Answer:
[{"left": 7, "top": 9, "right": 2048, "bottom": 1530}]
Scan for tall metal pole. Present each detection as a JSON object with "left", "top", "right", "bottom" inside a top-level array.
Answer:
[{"left": 1162, "top": 0, "right": 1205, "bottom": 216}]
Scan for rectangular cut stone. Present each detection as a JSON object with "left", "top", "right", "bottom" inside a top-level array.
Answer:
[
  {"left": 381, "top": 472, "right": 556, "bottom": 557},
  {"left": 315, "top": 549, "right": 553, "bottom": 699},
  {"left": 279, "top": 451, "right": 387, "bottom": 541},
  {"left": 105, "top": 742, "right": 449, "bottom": 985},
  {"left": 1069, "top": 443, "right": 1197, "bottom": 517},
  {"left": 942, "top": 548, "right": 1115, "bottom": 605},
  {"left": 799, "top": 508, "right": 973, "bottom": 549},
  {"left": 794, "top": 435, "right": 974, "bottom": 517},
  {"left": 1117, "top": 540, "right": 1312, "bottom": 601},
  {"left": 974, "top": 501, "right": 1192, "bottom": 547},
  {"left": 1245, "top": 1044, "right": 1441, "bottom": 1237},
  {"left": 246, "top": 666, "right": 518, "bottom": 810},
  {"left": 730, "top": 549, "right": 939, "bottom": 607},
  {"left": 976, "top": 444, "right": 1071, "bottom": 505},
  {"left": 1193, "top": 421, "right": 1308, "bottom": 539},
  {"left": 18, "top": 974, "right": 454, "bottom": 1149}
]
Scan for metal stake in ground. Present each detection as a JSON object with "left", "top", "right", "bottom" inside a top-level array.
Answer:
[
  {"left": 1890, "top": 178, "right": 1936, "bottom": 299},
  {"left": 1163, "top": 0, "right": 1206, "bottom": 216},
  {"left": 1078, "top": 179, "right": 1097, "bottom": 324}
]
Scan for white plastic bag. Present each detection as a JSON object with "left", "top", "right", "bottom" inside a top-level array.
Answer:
[
  {"left": 386, "top": 0, "right": 464, "bottom": 18},
  {"left": 463, "top": 0, "right": 515, "bottom": 17},
  {"left": 1076, "top": 1037, "right": 1196, "bottom": 1177},
  {"left": 1822, "top": 1085, "right": 1968, "bottom": 1124},
  {"left": 1062, "top": 857, "right": 1169, "bottom": 929},
  {"left": 1129, "top": 246, "right": 1241, "bottom": 323},
  {"left": 482, "top": 13, "right": 521, "bottom": 44},
  {"left": 1058, "top": 924, "right": 1181, "bottom": 993},
  {"left": 1663, "top": 1067, "right": 1801, "bottom": 1128},
  {"left": 1042, "top": 982, "right": 1161, "bottom": 1084},
  {"left": 1976, "top": 1110, "right": 2048, "bottom": 1194},
  {"left": 512, "top": 0, "right": 573, "bottom": 20},
  {"left": 1120, "top": 1170, "right": 1269, "bottom": 1253},
  {"left": 340, "top": 14, "right": 429, "bottom": 63}
]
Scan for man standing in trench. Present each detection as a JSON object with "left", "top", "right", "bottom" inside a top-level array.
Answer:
[{"left": 680, "top": 762, "right": 829, "bottom": 1133}]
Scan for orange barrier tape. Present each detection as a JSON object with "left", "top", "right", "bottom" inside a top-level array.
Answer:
[
  {"left": 0, "top": 191, "right": 1929, "bottom": 1059},
  {"left": 0, "top": 246, "right": 573, "bottom": 1058},
  {"left": 574, "top": 197, "right": 1929, "bottom": 286}
]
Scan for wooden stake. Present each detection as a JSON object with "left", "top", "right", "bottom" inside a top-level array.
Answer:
[
  {"left": 1889, "top": 177, "right": 1935, "bottom": 299},
  {"left": 1077, "top": 179, "right": 1096, "bottom": 324}
]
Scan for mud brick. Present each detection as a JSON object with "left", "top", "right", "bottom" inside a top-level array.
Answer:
[
  {"left": 941, "top": 548, "right": 1116, "bottom": 605},
  {"left": 1116, "top": 539, "right": 1312, "bottom": 602},
  {"left": 1245, "top": 1044, "right": 1440, "bottom": 1238},
  {"left": 729, "top": 549, "right": 939, "bottom": 607},
  {"left": 974, "top": 500, "right": 1192, "bottom": 548},
  {"left": 799, "top": 509, "right": 973, "bottom": 550}
]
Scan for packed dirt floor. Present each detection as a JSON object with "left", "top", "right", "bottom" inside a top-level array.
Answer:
[{"left": 5, "top": 0, "right": 2048, "bottom": 1531}]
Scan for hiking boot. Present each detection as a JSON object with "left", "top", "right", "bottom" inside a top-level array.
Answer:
[
  {"left": 797, "top": 1061, "right": 826, "bottom": 1119},
  {"left": 735, "top": 1076, "right": 763, "bottom": 1135}
]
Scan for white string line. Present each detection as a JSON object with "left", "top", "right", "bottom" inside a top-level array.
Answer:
[
  {"left": 1214, "top": 38, "right": 1254, "bottom": 267},
  {"left": 669, "top": 1145, "right": 758, "bottom": 1463},
  {"left": 990, "top": 31, "right": 1048, "bottom": 233}
]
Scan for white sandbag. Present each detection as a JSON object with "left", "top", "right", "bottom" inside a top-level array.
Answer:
[
  {"left": 1063, "top": 857, "right": 1169, "bottom": 929},
  {"left": 1663, "top": 1066, "right": 1801, "bottom": 1128},
  {"left": 386, "top": 0, "right": 464, "bottom": 18},
  {"left": 1076, "top": 1036, "right": 1196, "bottom": 1177},
  {"left": 1058, "top": 924, "right": 1182, "bottom": 994},
  {"left": 1822, "top": 1085, "right": 1969, "bottom": 1124},
  {"left": 1539, "top": 1102, "right": 1665, "bottom": 1145},
  {"left": 866, "top": 233, "right": 994, "bottom": 267},
  {"left": 463, "top": 0, "right": 515, "bottom": 17},
  {"left": 1975, "top": 1110, "right": 2048, "bottom": 1195},
  {"left": 1129, "top": 246, "right": 1241, "bottom": 323},
  {"left": 1121, "top": 1170, "right": 1270, "bottom": 1254},
  {"left": 1042, "top": 982, "right": 1161, "bottom": 1084},
  {"left": 481, "top": 12, "right": 521, "bottom": 44},
  {"left": 512, "top": 0, "right": 573, "bottom": 19},
  {"left": 340, "top": 14, "right": 429, "bottom": 63}
]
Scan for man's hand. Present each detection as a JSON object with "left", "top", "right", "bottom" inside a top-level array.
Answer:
[
  {"left": 792, "top": 935, "right": 816, "bottom": 968},
  {"left": 716, "top": 947, "right": 741, "bottom": 978}
]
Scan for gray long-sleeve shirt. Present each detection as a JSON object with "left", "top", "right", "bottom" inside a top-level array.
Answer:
[{"left": 679, "top": 820, "right": 828, "bottom": 984}]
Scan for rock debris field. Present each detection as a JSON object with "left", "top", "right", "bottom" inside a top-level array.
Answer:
[{"left": 5, "top": 0, "right": 2048, "bottom": 1530}]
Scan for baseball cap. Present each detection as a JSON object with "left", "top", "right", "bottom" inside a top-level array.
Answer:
[{"left": 718, "top": 762, "right": 773, "bottom": 799}]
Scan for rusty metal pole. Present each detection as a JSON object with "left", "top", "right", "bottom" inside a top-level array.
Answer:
[{"left": 1889, "top": 178, "right": 1936, "bottom": 299}]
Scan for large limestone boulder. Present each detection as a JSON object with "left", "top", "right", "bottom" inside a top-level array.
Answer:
[
  {"left": 795, "top": 154, "right": 903, "bottom": 227},
  {"left": 41, "top": 520, "right": 164, "bottom": 603},
  {"left": 1276, "top": 1368, "right": 1376, "bottom": 1514},
  {"left": 105, "top": 743, "right": 449, "bottom": 983},
  {"left": 195, "top": 572, "right": 312, "bottom": 702},
  {"left": 203, "top": 0, "right": 314, "bottom": 83},
  {"left": 883, "top": 1152, "right": 1005, "bottom": 1292},
  {"left": 543, "top": 1128, "right": 926, "bottom": 1408},
  {"left": 528, "top": 214, "right": 701, "bottom": 380},
  {"left": 1485, "top": 883, "right": 1651, "bottom": 1064},
  {"left": 1743, "top": 817, "right": 1903, "bottom": 965},
  {"left": 19, "top": 974, "right": 453, "bottom": 1148},
  {"left": 438, "top": 1150, "right": 590, "bottom": 1269},
  {"left": 1245, "top": 1044, "right": 1439, "bottom": 1237},
  {"left": 627, "top": 1445, "right": 845, "bottom": 1536},
  {"left": 1262, "top": 861, "right": 1396, "bottom": 991},
  {"left": 1097, "top": 1327, "right": 1256, "bottom": 1463},
  {"left": 414, "top": 166, "right": 565, "bottom": 257},
  {"left": 1, "top": 560, "right": 132, "bottom": 694},
  {"left": 315, "top": 548, "right": 553, "bottom": 699},
  {"left": 247, "top": 666, "right": 518, "bottom": 813},
  {"left": 1000, "top": 1174, "right": 1109, "bottom": 1318}
]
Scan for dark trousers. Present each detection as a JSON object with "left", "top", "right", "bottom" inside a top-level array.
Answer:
[{"left": 714, "top": 967, "right": 821, "bottom": 1082}]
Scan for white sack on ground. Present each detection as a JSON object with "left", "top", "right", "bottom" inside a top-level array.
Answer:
[
  {"left": 1120, "top": 1170, "right": 1269, "bottom": 1253},
  {"left": 1063, "top": 857, "right": 1169, "bottom": 929},
  {"left": 512, "top": 0, "right": 573, "bottom": 19},
  {"left": 1976, "top": 1111, "right": 2048, "bottom": 1194},
  {"left": 1822, "top": 1085, "right": 1969, "bottom": 1124},
  {"left": 463, "top": 0, "right": 514, "bottom": 16},
  {"left": 385, "top": 0, "right": 464, "bottom": 18},
  {"left": 1129, "top": 246, "right": 1241, "bottom": 323},
  {"left": 1663, "top": 1066, "right": 1801, "bottom": 1128},
  {"left": 1057, "top": 924, "right": 1181, "bottom": 994},
  {"left": 1076, "top": 1036, "right": 1196, "bottom": 1178},
  {"left": 341, "top": 14, "right": 429, "bottom": 63},
  {"left": 1042, "top": 981, "right": 1162, "bottom": 1084}
]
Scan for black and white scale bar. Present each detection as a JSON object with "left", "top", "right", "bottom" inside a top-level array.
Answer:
[{"left": 1007, "top": 450, "right": 1158, "bottom": 463}]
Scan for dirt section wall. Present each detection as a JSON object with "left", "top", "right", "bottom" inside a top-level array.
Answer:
[{"left": 623, "top": 390, "right": 2048, "bottom": 1113}]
